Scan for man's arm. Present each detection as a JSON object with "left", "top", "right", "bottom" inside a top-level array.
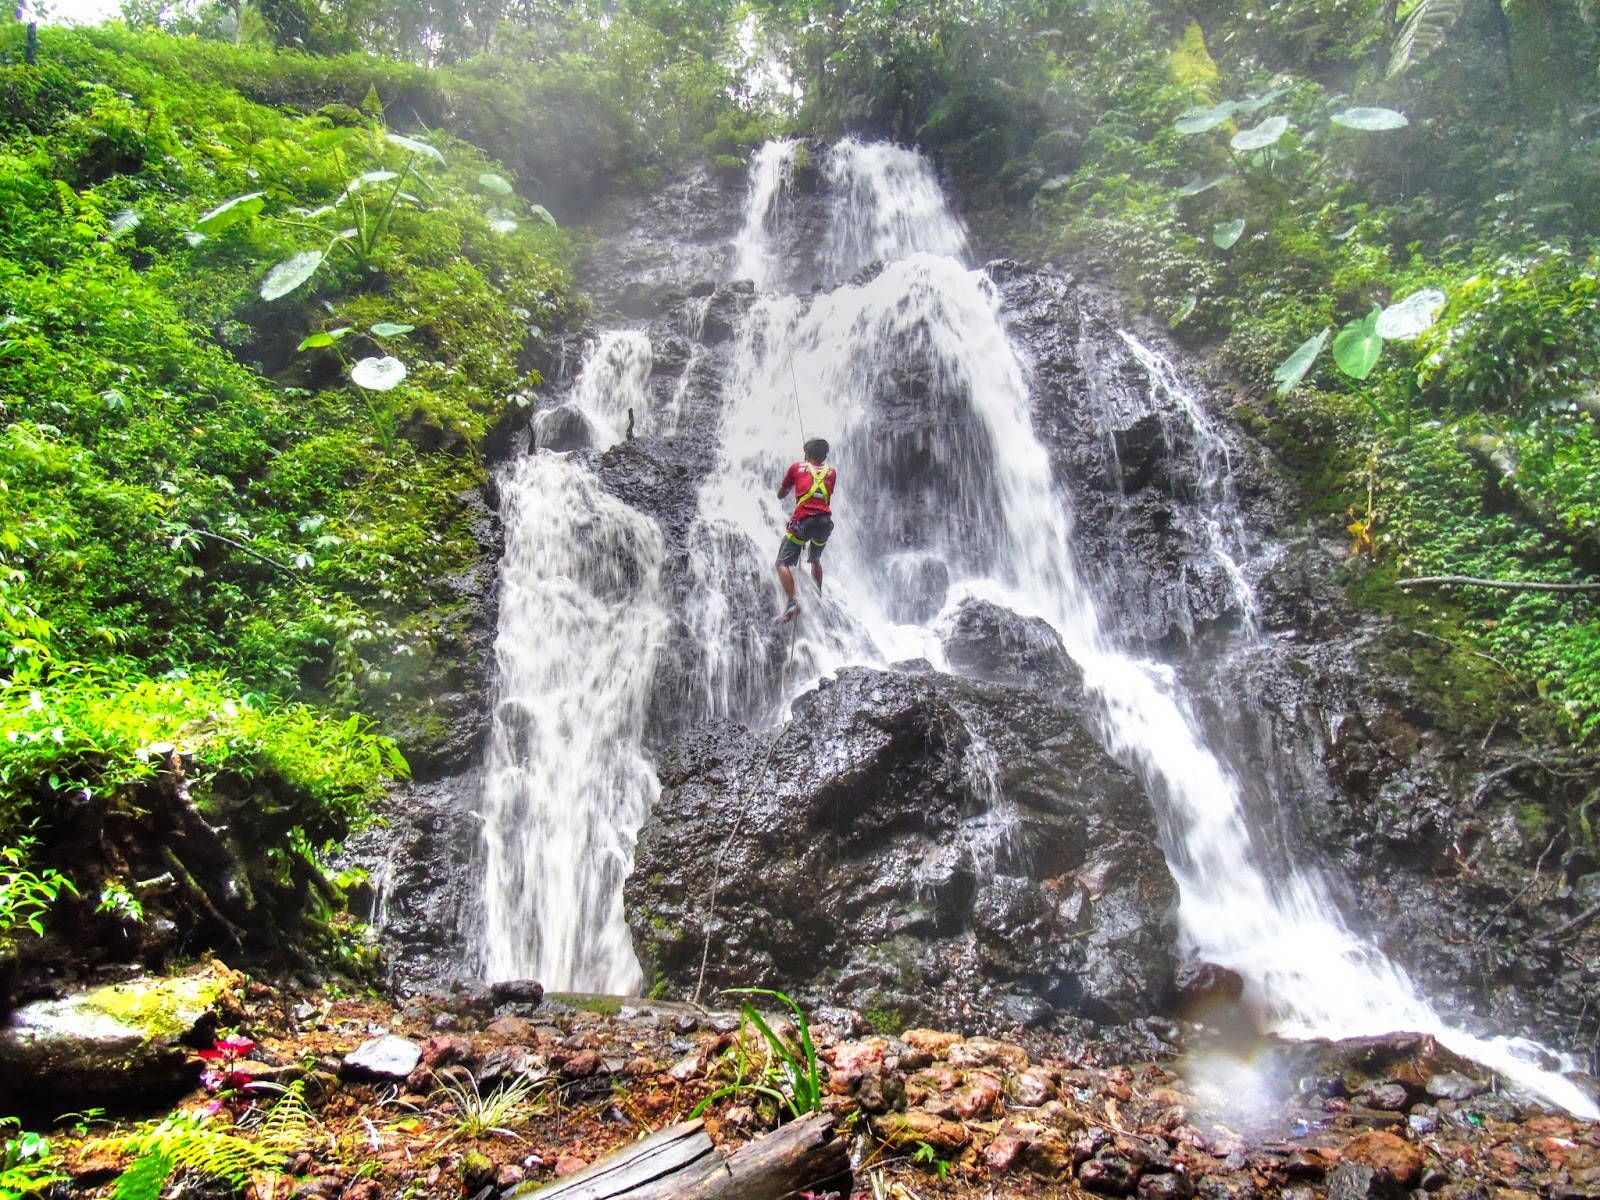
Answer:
[{"left": 777, "top": 463, "right": 794, "bottom": 500}]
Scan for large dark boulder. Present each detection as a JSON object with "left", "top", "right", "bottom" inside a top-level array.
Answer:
[{"left": 627, "top": 665, "right": 1177, "bottom": 1029}]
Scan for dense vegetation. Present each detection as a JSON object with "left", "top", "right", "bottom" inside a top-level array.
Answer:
[{"left": 1, "top": 0, "right": 1597, "bottom": 1023}]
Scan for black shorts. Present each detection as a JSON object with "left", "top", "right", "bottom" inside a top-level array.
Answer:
[{"left": 777, "top": 513, "right": 833, "bottom": 567}]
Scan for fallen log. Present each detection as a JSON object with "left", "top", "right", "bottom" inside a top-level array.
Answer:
[{"left": 512, "top": 1112, "right": 850, "bottom": 1200}]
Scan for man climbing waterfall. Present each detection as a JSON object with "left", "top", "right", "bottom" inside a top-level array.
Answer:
[{"left": 775, "top": 437, "right": 836, "bottom": 624}]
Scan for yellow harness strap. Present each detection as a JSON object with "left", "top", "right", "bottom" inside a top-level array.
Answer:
[{"left": 797, "top": 463, "right": 831, "bottom": 505}]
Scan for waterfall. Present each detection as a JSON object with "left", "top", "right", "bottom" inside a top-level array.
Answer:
[
  {"left": 473, "top": 135, "right": 1594, "bottom": 1114},
  {"left": 691, "top": 138, "right": 1595, "bottom": 1115},
  {"left": 478, "top": 347, "right": 668, "bottom": 993}
]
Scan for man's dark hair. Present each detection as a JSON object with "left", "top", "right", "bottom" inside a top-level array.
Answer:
[{"left": 803, "top": 438, "right": 829, "bottom": 462}]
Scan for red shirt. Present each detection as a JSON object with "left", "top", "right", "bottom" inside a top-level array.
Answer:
[{"left": 779, "top": 461, "right": 837, "bottom": 521}]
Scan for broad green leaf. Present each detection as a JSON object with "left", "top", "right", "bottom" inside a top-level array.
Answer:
[
  {"left": 297, "top": 327, "right": 352, "bottom": 349},
  {"left": 1213, "top": 218, "right": 1245, "bottom": 249},
  {"left": 529, "top": 204, "right": 557, "bottom": 228},
  {"left": 1169, "top": 295, "right": 1198, "bottom": 328},
  {"left": 1231, "top": 115, "right": 1289, "bottom": 151},
  {"left": 1332, "top": 308, "right": 1384, "bottom": 379},
  {"left": 1177, "top": 173, "right": 1229, "bottom": 196},
  {"left": 478, "top": 172, "right": 514, "bottom": 196},
  {"left": 259, "top": 250, "right": 324, "bottom": 301},
  {"left": 109, "top": 209, "right": 141, "bottom": 239},
  {"left": 1273, "top": 327, "right": 1330, "bottom": 395},
  {"left": 370, "top": 322, "right": 415, "bottom": 337},
  {"left": 351, "top": 355, "right": 408, "bottom": 391},
  {"left": 358, "top": 169, "right": 400, "bottom": 184},
  {"left": 1234, "top": 86, "right": 1290, "bottom": 115},
  {"left": 195, "top": 190, "right": 264, "bottom": 234},
  {"left": 1331, "top": 106, "right": 1409, "bottom": 131},
  {"left": 385, "top": 132, "right": 444, "bottom": 164},
  {"left": 1174, "top": 101, "right": 1237, "bottom": 135},
  {"left": 1376, "top": 288, "right": 1447, "bottom": 339}
]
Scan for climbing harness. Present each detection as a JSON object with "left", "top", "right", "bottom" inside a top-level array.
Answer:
[{"left": 795, "top": 462, "right": 831, "bottom": 505}]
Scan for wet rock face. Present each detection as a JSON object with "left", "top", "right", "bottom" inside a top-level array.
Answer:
[
  {"left": 338, "top": 775, "right": 482, "bottom": 995},
  {"left": 628, "top": 665, "right": 1178, "bottom": 1029},
  {"left": 991, "top": 262, "right": 1277, "bottom": 648}
]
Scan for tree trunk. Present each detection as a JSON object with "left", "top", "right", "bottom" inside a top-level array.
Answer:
[{"left": 512, "top": 1113, "right": 851, "bottom": 1200}]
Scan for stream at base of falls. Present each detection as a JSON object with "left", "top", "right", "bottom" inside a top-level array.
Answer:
[{"left": 470, "top": 136, "right": 1597, "bottom": 1117}]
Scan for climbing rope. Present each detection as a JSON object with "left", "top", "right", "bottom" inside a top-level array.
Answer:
[
  {"left": 689, "top": 336, "right": 813, "bottom": 1007},
  {"left": 691, "top": 616, "right": 800, "bottom": 1008},
  {"left": 784, "top": 341, "right": 807, "bottom": 442}
]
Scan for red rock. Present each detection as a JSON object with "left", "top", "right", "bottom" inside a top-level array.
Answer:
[
  {"left": 420, "top": 1034, "right": 469, "bottom": 1068},
  {"left": 667, "top": 1050, "right": 705, "bottom": 1081},
  {"left": 1024, "top": 1128, "right": 1076, "bottom": 1179},
  {"left": 985, "top": 1131, "right": 1030, "bottom": 1173},
  {"left": 826, "top": 1038, "right": 886, "bottom": 1083},
  {"left": 1013, "top": 1065, "right": 1059, "bottom": 1106},
  {"left": 871, "top": 1109, "right": 972, "bottom": 1154},
  {"left": 554, "top": 1155, "right": 587, "bottom": 1177},
  {"left": 485, "top": 1015, "right": 540, "bottom": 1042},
  {"left": 952, "top": 1071, "right": 1004, "bottom": 1119},
  {"left": 949, "top": 1037, "right": 1030, "bottom": 1072},
  {"left": 902, "top": 1029, "right": 963, "bottom": 1058},
  {"left": 1342, "top": 1130, "right": 1423, "bottom": 1188},
  {"left": 561, "top": 1049, "right": 601, "bottom": 1078}
]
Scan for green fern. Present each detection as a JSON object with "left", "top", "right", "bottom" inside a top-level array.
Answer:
[
  {"left": 91, "top": 1082, "right": 316, "bottom": 1200},
  {"left": 1387, "top": 0, "right": 1468, "bottom": 77}
]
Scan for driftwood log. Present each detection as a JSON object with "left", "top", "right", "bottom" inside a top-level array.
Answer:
[{"left": 510, "top": 1112, "right": 850, "bottom": 1200}]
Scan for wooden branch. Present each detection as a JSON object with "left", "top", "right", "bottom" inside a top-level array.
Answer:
[
  {"left": 508, "top": 1122, "right": 715, "bottom": 1199},
  {"left": 512, "top": 1113, "right": 849, "bottom": 1200},
  {"left": 1396, "top": 575, "right": 1600, "bottom": 593},
  {"left": 181, "top": 527, "right": 297, "bottom": 574}
]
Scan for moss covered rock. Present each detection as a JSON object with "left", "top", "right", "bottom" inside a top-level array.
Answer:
[{"left": 0, "top": 961, "right": 243, "bottom": 1117}]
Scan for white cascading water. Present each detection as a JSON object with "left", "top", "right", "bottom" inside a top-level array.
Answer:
[
  {"left": 474, "top": 134, "right": 1594, "bottom": 1114},
  {"left": 683, "top": 136, "right": 1595, "bottom": 1114},
  {"left": 478, "top": 344, "right": 668, "bottom": 993}
]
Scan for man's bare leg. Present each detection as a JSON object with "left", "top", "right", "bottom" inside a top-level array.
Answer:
[
  {"left": 810, "top": 561, "right": 823, "bottom": 592},
  {"left": 777, "top": 563, "right": 798, "bottom": 603}
]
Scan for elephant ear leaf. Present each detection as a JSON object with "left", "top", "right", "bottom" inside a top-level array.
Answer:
[
  {"left": 1273, "top": 328, "right": 1330, "bottom": 396},
  {"left": 385, "top": 132, "right": 445, "bottom": 164},
  {"left": 1331, "top": 106, "right": 1409, "bottom": 131},
  {"left": 260, "top": 250, "right": 324, "bottom": 301},
  {"left": 1332, "top": 307, "right": 1384, "bottom": 379},
  {"left": 1230, "top": 115, "right": 1289, "bottom": 151},
  {"left": 1376, "top": 288, "right": 1447, "bottom": 339},
  {"left": 1213, "top": 218, "right": 1245, "bottom": 249},
  {"left": 195, "top": 191, "right": 265, "bottom": 234},
  {"left": 351, "top": 355, "right": 408, "bottom": 391}
]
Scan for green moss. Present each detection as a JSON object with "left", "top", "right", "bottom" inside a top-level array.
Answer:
[
  {"left": 546, "top": 992, "right": 622, "bottom": 1017},
  {"left": 863, "top": 1004, "right": 906, "bottom": 1036},
  {"left": 1168, "top": 22, "right": 1220, "bottom": 98},
  {"left": 80, "top": 972, "right": 235, "bottom": 1040}
]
